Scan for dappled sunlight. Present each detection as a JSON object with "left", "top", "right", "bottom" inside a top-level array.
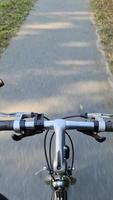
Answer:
[
  {"left": 37, "top": 11, "right": 93, "bottom": 20},
  {"left": 1, "top": 68, "right": 76, "bottom": 80},
  {"left": 65, "top": 81, "right": 108, "bottom": 96},
  {"left": 69, "top": 16, "right": 91, "bottom": 20},
  {"left": 56, "top": 60, "right": 96, "bottom": 66},
  {"left": 24, "top": 22, "right": 76, "bottom": 30},
  {"left": 17, "top": 30, "right": 39, "bottom": 38},
  {"left": 0, "top": 79, "right": 110, "bottom": 116},
  {"left": 0, "top": 4, "right": 112, "bottom": 117},
  {"left": 16, "top": 21, "right": 78, "bottom": 39},
  {"left": 59, "top": 41, "right": 92, "bottom": 48},
  {"left": 0, "top": 133, "right": 11, "bottom": 140},
  {"left": 0, "top": 96, "right": 71, "bottom": 115},
  {"left": 13, "top": 10, "right": 93, "bottom": 39},
  {"left": 38, "top": 11, "right": 93, "bottom": 16}
]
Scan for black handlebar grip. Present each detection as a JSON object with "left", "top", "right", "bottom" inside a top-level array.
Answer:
[
  {"left": 106, "top": 121, "right": 113, "bottom": 131},
  {"left": 0, "top": 120, "right": 14, "bottom": 130}
]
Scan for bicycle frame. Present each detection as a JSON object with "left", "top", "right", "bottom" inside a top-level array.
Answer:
[
  {"left": 44, "top": 119, "right": 95, "bottom": 174},
  {"left": 44, "top": 118, "right": 100, "bottom": 199},
  {"left": 45, "top": 119, "right": 70, "bottom": 174},
  {"left": 44, "top": 119, "right": 75, "bottom": 200},
  {"left": 53, "top": 119, "right": 66, "bottom": 173}
]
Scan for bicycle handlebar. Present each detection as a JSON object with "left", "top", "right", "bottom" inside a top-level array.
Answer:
[
  {"left": 0, "top": 112, "right": 113, "bottom": 142},
  {"left": 0, "top": 119, "right": 113, "bottom": 131},
  {"left": 0, "top": 120, "right": 13, "bottom": 130}
]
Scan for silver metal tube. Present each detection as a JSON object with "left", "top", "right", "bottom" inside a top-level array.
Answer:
[
  {"left": 65, "top": 121, "right": 95, "bottom": 130},
  {"left": 53, "top": 119, "right": 66, "bottom": 174},
  {"left": 44, "top": 119, "right": 97, "bottom": 174},
  {"left": 44, "top": 120, "right": 95, "bottom": 131},
  {"left": 25, "top": 120, "right": 35, "bottom": 129},
  {"left": 44, "top": 120, "right": 54, "bottom": 129}
]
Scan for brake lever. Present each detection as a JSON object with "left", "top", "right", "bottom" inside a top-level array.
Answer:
[
  {"left": 12, "top": 129, "right": 43, "bottom": 141},
  {"left": 83, "top": 112, "right": 113, "bottom": 119},
  {"left": 94, "top": 134, "right": 106, "bottom": 143},
  {"left": 12, "top": 132, "right": 38, "bottom": 141},
  {"left": 12, "top": 134, "right": 24, "bottom": 141},
  {"left": 79, "top": 130, "right": 106, "bottom": 143}
]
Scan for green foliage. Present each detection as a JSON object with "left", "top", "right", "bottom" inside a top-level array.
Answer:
[
  {"left": 91, "top": 0, "right": 113, "bottom": 71},
  {"left": 0, "top": 0, "right": 36, "bottom": 54}
]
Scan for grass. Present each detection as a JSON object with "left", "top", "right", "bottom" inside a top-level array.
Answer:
[
  {"left": 91, "top": 0, "right": 113, "bottom": 73},
  {"left": 0, "top": 0, "right": 36, "bottom": 55}
]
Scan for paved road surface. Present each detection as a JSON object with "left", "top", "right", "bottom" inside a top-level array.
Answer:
[{"left": 0, "top": 0, "right": 113, "bottom": 199}]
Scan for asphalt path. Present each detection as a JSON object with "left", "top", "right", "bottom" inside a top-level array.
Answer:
[{"left": 0, "top": 0, "right": 113, "bottom": 199}]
